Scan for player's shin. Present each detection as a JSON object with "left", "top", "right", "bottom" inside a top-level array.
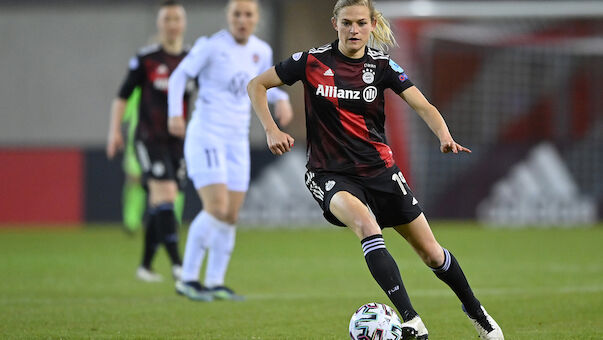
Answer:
[
  {"left": 431, "top": 248, "right": 482, "bottom": 317},
  {"left": 155, "top": 202, "right": 182, "bottom": 266},
  {"left": 142, "top": 210, "right": 160, "bottom": 269},
  {"left": 180, "top": 211, "right": 214, "bottom": 282},
  {"left": 361, "top": 234, "right": 418, "bottom": 322},
  {"left": 204, "top": 221, "right": 235, "bottom": 288}
]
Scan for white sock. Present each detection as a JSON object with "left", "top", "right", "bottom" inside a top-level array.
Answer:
[
  {"left": 180, "top": 211, "right": 216, "bottom": 282},
  {"left": 204, "top": 220, "right": 236, "bottom": 288}
]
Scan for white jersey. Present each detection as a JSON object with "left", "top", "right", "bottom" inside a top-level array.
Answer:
[{"left": 168, "top": 30, "right": 288, "bottom": 139}]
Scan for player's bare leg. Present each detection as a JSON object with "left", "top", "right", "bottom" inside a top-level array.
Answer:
[
  {"left": 330, "top": 192, "right": 428, "bottom": 339},
  {"left": 395, "top": 214, "right": 503, "bottom": 339},
  {"left": 393, "top": 214, "right": 443, "bottom": 267}
]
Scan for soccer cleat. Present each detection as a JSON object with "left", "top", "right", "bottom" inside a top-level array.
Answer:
[
  {"left": 210, "top": 286, "right": 245, "bottom": 301},
  {"left": 400, "top": 316, "right": 428, "bottom": 340},
  {"left": 175, "top": 281, "right": 214, "bottom": 302},
  {"left": 171, "top": 265, "right": 182, "bottom": 281},
  {"left": 463, "top": 305, "right": 504, "bottom": 340},
  {"left": 136, "top": 266, "right": 163, "bottom": 282}
]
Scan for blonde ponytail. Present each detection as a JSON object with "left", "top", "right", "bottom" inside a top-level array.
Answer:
[
  {"left": 333, "top": 0, "right": 398, "bottom": 51},
  {"left": 370, "top": 9, "right": 397, "bottom": 51}
]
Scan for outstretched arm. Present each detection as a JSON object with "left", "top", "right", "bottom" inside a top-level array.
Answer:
[
  {"left": 400, "top": 86, "right": 471, "bottom": 154},
  {"left": 247, "top": 67, "right": 295, "bottom": 155}
]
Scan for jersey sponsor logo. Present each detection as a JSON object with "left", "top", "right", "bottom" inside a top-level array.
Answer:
[
  {"left": 292, "top": 52, "right": 303, "bottom": 61},
  {"left": 323, "top": 68, "right": 334, "bottom": 77},
  {"left": 316, "top": 84, "right": 360, "bottom": 100},
  {"left": 316, "top": 84, "right": 378, "bottom": 103},
  {"left": 228, "top": 72, "right": 250, "bottom": 98},
  {"left": 389, "top": 59, "right": 405, "bottom": 73},
  {"left": 153, "top": 78, "right": 169, "bottom": 91},
  {"left": 363, "top": 86, "right": 378, "bottom": 102},
  {"left": 325, "top": 180, "right": 336, "bottom": 191},
  {"left": 150, "top": 63, "right": 170, "bottom": 91},
  {"left": 362, "top": 68, "right": 375, "bottom": 84}
]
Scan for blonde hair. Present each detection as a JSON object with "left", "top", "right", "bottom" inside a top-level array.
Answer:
[
  {"left": 333, "top": 0, "right": 397, "bottom": 51},
  {"left": 228, "top": 0, "right": 258, "bottom": 7},
  {"left": 226, "top": 0, "right": 260, "bottom": 16}
]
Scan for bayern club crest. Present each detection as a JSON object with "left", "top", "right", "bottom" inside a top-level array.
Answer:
[
  {"left": 253, "top": 53, "right": 260, "bottom": 64},
  {"left": 362, "top": 68, "right": 375, "bottom": 84},
  {"left": 157, "top": 64, "right": 169, "bottom": 75}
]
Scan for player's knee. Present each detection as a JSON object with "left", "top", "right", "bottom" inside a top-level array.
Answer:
[
  {"left": 349, "top": 218, "right": 380, "bottom": 239},
  {"left": 223, "top": 211, "right": 239, "bottom": 225},
  {"left": 419, "top": 246, "right": 445, "bottom": 268},
  {"left": 148, "top": 183, "right": 178, "bottom": 205},
  {"left": 205, "top": 206, "right": 229, "bottom": 222}
]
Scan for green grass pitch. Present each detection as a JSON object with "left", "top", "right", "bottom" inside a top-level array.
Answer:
[{"left": 1, "top": 222, "right": 602, "bottom": 339}]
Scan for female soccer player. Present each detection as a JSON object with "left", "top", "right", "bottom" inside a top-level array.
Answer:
[
  {"left": 107, "top": 0, "right": 191, "bottom": 283},
  {"left": 168, "top": 0, "right": 293, "bottom": 301},
  {"left": 247, "top": 0, "right": 504, "bottom": 339}
]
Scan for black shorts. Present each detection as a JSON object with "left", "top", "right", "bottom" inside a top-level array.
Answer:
[
  {"left": 135, "top": 140, "right": 187, "bottom": 190},
  {"left": 305, "top": 165, "right": 423, "bottom": 228}
]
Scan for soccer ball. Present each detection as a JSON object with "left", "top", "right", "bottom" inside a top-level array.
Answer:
[{"left": 349, "top": 302, "right": 404, "bottom": 340}]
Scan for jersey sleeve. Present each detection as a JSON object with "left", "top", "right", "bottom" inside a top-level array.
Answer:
[
  {"left": 260, "top": 46, "right": 290, "bottom": 103},
  {"left": 117, "top": 55, "right": 144, "bottom": 99},
  {"left": 177, "top": 36, "right": 210, "bottom": 78},
  {"left": 383, "top": 58, "right": 414, "bottom": 94},
  {"left": 274, "top": 52, "right": 307, "bottom": 86}
]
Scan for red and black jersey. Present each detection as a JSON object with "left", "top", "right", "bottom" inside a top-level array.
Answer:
[
  {"left": 275, "top": 40, "right": 414, "bottom": 177},
  {"left": 118, "top": 44, "right": 194, "bottom": 144}
]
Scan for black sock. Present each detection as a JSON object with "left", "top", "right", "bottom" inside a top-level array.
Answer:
[
  {"left": 142, "top": 210, "right": 159, "bottom": 269},
  {"left": 362, "top": 234, "right": 418, "bottom": 322},
  {"left": 155, "top": 203, "right": 182, "bottom": 266},
  {"left": 432, "top": 248, "right": 482, "bottom": 317}
]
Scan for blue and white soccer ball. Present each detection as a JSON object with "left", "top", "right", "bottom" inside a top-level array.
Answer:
[{"left": 349, "top": 302, "right": 404, "bottom": 340}]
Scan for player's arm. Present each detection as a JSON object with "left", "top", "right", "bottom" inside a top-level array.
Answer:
[
  {"left": 261, "top": 47, "right": 293, "bottom": 127},
  {"left": 248, "top": 67, "right": 295, "bottom": 156},
  {"left": 168, "top": 36, "right": 208, "bottom": 138},
  {"left": 267, "top": 88, "right": 293, "bottom": 127},
  {"left": 107, "top": 56, "right": 143, "bottom": 159},
  {"left": 107, "top": 98, "right": 127, "bottom": 159},
  {"left": 167, "top": 65, "right": 188, "bottom": 138},
  {"left": 400, "top": 86, "right": 471, "bottom": 154}
]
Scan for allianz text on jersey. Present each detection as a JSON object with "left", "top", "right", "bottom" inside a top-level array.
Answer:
[{"left": 315, "top": 84, "right": 378, "bottom": 103}]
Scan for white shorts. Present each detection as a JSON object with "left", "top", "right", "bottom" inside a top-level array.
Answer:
[{"left": 184, "top": 131, "right": 250, "bottom": 192}]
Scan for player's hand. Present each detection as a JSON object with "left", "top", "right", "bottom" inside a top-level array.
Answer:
[
  {"left": 274, "top": 100, "right": 294, "bottom": 127},
  {"left": 106, "top": 130, "right": 124, "bottom": 159},
  {"left": 440, "top": 139, "right": 472, "bottom": 154},
  {"left": 168, "top": 116, "right": 186, "bottom": 138},
  {"left": 266, "top": 127, "right": 294, "bottom": 156}
]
